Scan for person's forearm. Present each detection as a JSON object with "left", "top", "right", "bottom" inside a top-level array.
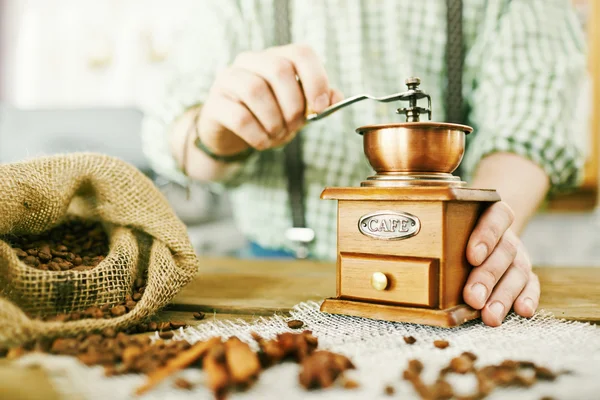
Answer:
[
  {"left": 168, "top": 107, "right": 245, "bottom": 183},
  {"left": 470, "top": 152, "right": 550, "bottom": 234}
]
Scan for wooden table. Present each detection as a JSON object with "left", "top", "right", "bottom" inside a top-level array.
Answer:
[
  {"left": 2, "top": 257, "right": 599, "bottom": 400},
  {"left": 169, "top": 257, "right": 600, "bottom": 324}
]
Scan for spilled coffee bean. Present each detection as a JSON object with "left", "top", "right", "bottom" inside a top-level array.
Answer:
[{"left": 287, "top": 320, "right": 304, "bottom": 329}]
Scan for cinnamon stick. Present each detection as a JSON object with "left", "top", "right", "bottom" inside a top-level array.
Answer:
[{"left": 134, "top": 337, "right": 221, "bottom": 396}]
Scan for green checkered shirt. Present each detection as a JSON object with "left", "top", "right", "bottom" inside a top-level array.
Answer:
[{"left": 141, "top": 0, "right": 587, "bottom": 261}]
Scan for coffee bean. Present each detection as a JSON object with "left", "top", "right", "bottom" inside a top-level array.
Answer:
[
  {"left": 403, "top": 336, "right": 417, "bottom": 345},
  {"left": 49, "top": 262, "right": 61, "bottom": 271},
  {"left": 407, "top": 359, "right": 423, "bottom": 375},
  {"left": 15, "top": 249, "right": 27, "bottom": 258},
  {"left": 148, "top": 322, "right": 158, "bottom": 331},
  {"left": 433, "top": 340, "right": 450, "bottom": 349},
  {"left": 85, "top": 307, "right": 104, "bottom": 319},
  {"left": 69, "top": 312, "right": 81, "bottom": 321},
  {"left": 384, "top": 385, "right": 395, "bottom": 395},
  {"left": 192, "top": 312, "right": 205, "bottom": 320},
  {"left": 133, "top": 292, "right": 142, "bottom": 301},
  {"left": 287, "top": 320, "right": 304, "bottom": 329},
  {"left": 343, "top": 379, "right": 359, "bottom": 389},
  {"left": 450, "top": 355, "right": 474, "bottom": 374},
  {"left": 158, "top": 322, "right": 171, "bottom": 331},
  {"left": 38, "top": 251, "right": 52, "bottom": 262},
  {"left": 174, "top": 378, "right": 194, "bottom": 390},
  {"left": 51, "top": 338, "right": 79, "bottom": 355},
  {"left": 169, "top": 321, "right": 186, "bottom": 330},
  {"left": 59, "top": 262, "right": 72, "bottom": 271},
  {"left": 125, "top": 300, "right": 137, "bottom": 310},
  {"left": 159, "top": 331, "right": 174, "bottom": 339},
  {"left": 24, "top": 256, "right": 39, "bottom": 266},
  {"left": 26, "top": 248, "right": 38, "bottom": 256},
  {"left": 110, "top": 305, "right": 126, "bottom": 317}
]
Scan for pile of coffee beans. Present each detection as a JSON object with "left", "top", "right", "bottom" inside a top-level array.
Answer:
[
  {"left": 399, "top": 348, "right": 561, "bottom": 400},
  {"left": 2, "top": 330, "right": 187, "bottom": 374},
  {"left": 0, "top": 325, "right": 565, "bottom": 400},
  {"left": 1, "top": 326, "right": 357, "bottom": 399},
  {"left": 2, "top": 216, "right": 109, "bottom": 272}
]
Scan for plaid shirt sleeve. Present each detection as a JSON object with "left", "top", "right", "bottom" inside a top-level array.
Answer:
[{"left": 461, "top": 0, "right": 588, "bottom": 192}]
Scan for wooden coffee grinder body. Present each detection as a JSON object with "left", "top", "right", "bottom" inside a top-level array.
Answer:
[{"left": 319, "top": 186, "right": 499, "bottom": 327}]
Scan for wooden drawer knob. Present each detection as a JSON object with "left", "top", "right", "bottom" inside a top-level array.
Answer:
[{"left": 371, "top": 272, "right": 388, "bottom": 291}]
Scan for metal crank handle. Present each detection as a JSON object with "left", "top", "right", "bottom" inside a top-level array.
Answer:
[{"left": 305, "top": 92, "right": 408, "bottom": 122}]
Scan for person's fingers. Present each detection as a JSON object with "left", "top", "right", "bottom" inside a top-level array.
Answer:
[
  {"left": 214, "top": 67, "right": 285, "bottom": 140},
  {"left": 269, "top": 44, "right": 331, "bottom": 114},
  {"left": 463, "top": 229, "right": 519, "bottom": 310},
  {"left": 466, "top": 201, "right": 515, "bottom": 266},
  {"left": 480, "top": 254, "right": 530, "bottom": 327},
  {"left": 233, "top": 51, "right": 308, "bottom": 137},
  {"left": 513, "top": 270, "right": 540, "bottom": 318},
  {"left": 200, "top": 92, "right": 272, "bottom": 151}
]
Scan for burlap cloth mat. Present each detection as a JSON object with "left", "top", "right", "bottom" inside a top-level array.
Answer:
[{"left": 14, "top": 301, "right": 600, "bottom": 399}]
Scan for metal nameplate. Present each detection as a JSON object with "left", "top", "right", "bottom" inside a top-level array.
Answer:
[{"left": 358, "top": 211, "right": 421, "bottom": 240}]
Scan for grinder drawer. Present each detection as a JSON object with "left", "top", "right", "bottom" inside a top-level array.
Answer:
[{"left": 339, "top": 253, "right": 438, "bottom": 307}]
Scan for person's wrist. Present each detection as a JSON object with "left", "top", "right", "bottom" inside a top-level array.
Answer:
[
  {"left": 194, "top": 135, "right": 255, "bottom": 163},
  {"left": 194, "top": 122, "right": 254, "bottom": 163}
]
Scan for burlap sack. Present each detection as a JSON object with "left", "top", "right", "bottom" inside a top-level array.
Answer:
[{"left": 0, "top": 153, "right": 199, "bottom": 346}]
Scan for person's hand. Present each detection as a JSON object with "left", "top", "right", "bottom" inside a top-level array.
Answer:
[
  {"left": 463, "top": 201, "right": 540, "bottom": 327},
  {"left": 196, "top": 44, "right": 343, "bottom": 156}
]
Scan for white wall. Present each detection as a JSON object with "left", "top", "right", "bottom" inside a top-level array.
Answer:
[{"left": 1, "top": 0, "right": 196, "bottom": 109}]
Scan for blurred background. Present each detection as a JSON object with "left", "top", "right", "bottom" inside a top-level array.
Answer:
[{"left": 0, "top": 0, "right": 598, "bottom": 266}]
